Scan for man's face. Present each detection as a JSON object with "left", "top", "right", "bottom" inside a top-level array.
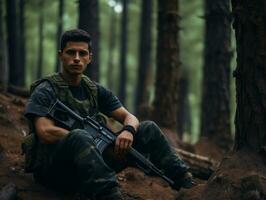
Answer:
[{"left": 59, "top": 41, "right": 91, "bottom": 76}]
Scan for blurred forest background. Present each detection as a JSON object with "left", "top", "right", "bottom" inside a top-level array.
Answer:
[{"left": 0, "top": 0, "right": 236, "bottom": 145}]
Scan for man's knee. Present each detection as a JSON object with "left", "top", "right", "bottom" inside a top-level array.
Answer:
[
  {"left": 61, "top": 129, "right": 96, "bottom": 153},
  {"left": 139, "top": 120, "right": 158, "bottom": 130},
  {"left": 135, "top": 120, "right": 164, "bottom": 144},
  {"left": 138, "top": 120, "right": 161, "bottom": 135},
  {"left": 67, "top": 129, "right": 94, "bottom": 143}
]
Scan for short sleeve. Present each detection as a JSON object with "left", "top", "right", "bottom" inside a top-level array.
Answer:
[
  {"left": 24, "top": 81, "right": 56, "bottom": 120},
  {"left": 96, "top": 83, "right": 122, "bottom": 116}
]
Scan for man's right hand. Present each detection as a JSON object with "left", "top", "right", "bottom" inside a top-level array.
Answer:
[{"left": 114, "top": 131, "right": 133, "bottom": 155}]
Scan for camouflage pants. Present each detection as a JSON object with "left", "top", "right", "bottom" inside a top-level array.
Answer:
[{"left": 35, "top": 121, "right": 188, "bottom": 197}]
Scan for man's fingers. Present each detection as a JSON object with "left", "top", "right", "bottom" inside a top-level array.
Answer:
[
  {"left": 125, "top": 140, "right": 132, "bottom": 149},
  {"left": 123, "top": 140, "right": 131, "bottom": 151},
  {"left": 115, "top": 138, "right": 120, "bottom": 153},
  {"left": 115, "top": 132, "right": 133, "bottom": 155},
  {"left": 116, "top": 139, "right": 131, "bottom": 154},
  {"left": 119, "top": 140, "right": 126, "bottom": 153}
]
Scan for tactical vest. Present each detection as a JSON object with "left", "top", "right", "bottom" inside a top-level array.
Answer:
[
  {"left": 22, "top": 73, "right": 103, "bottom": 173},
  {"left": 30, "top": 73, "right": 99, "bottom": 118}
]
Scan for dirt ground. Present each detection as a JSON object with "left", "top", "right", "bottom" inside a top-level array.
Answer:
[{"left": 3, "top": 92, "right": 264, "bottom": 200}]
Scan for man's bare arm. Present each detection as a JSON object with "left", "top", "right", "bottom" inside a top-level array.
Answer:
[
  {"left": 110, "top": 107, "right": 139, "bottom": 130},
  {"left": 110, "top": 107, "right": 139, "bottom": 153},
  {"left": 34, "top": 117, "right": 69, "bottom": 144}
]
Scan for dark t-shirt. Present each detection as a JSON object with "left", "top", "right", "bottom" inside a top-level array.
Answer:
[{"left": 25, "top": 80, "right": 122, "bottom": 120}]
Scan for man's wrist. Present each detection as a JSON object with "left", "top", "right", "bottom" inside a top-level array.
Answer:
[{"left": 122, "top": 125, "right": 136, "bottom": 135}]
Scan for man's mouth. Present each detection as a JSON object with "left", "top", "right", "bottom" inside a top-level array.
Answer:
[{"left": 70, "top": 64, "right": 82, "bottom": 68}]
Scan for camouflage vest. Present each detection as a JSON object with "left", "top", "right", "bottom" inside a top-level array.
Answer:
[
  {"left": 30, "top": 73, "right": 99, "bottom": 118},
  {"left": 22, "top": 73, "right": 103, "bottom": 173}
]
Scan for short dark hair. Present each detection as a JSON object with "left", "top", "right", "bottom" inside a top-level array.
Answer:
[{"left": 60, "top": 29, "right": 92, "bottom": 51}]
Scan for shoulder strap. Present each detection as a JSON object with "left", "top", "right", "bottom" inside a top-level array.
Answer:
[{"left": 81, "top": 74, "right": 98, "bottom": 100}]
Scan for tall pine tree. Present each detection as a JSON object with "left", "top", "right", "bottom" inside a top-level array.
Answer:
[
  {"left": 200, "top": 0, "right": 232, "bottom": 152},
  {"left": 152, "top": 0, "right": 180, "bottom": 131},
  {"left": 6, "top": 0, "right": 23, "bottom": 86},
  {"left": 0, "top": 0, "right": 8, "bottom": 90},
  {"left": 118, "top": 0, "right": 129, "bottom": 104},
  {"left": 135, "top": 0, "right": 153, "bottom": 119}
]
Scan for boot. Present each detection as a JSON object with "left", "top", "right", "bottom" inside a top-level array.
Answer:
[{"left": 172, "top": 172, "right": 196, "bottom": 190}]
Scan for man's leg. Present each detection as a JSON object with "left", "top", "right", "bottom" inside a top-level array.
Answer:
[
  {"left": 37, "top": 129, "right": 122, "bottom": 199},
  {"left": 132, "top": 121, "right": 190, "bottom": 189}
]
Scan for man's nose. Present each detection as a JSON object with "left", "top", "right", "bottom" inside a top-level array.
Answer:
[{"left": 73, "top": 52, "right": 80, "bottom": 62}]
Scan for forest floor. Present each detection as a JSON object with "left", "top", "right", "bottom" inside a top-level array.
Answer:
[{"left": 0, "top": 92, "right": 225, "bottom": 200}]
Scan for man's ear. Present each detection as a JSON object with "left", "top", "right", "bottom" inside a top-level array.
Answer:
[{"left": 88, "top": 53, "right": 93, "bottom": 63}]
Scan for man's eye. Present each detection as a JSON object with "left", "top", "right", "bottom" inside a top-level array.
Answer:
[
  {"left": 79, "top": 50, "right": 89, "bottom": 57},
  {"left": 65, "top": 50, "right": 76, "bottom": 56}
]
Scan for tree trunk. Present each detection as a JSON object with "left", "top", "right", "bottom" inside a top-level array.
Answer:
[
  {"left": 135, "top": 0, "right": 153, "bottom": 119},
  {"left": 200, "top": 0, "right": 232, "bottom": 151},
  {"left": 18, "top": 0, "right": 25, "bottom": 86},
  {"left": 118, "top": 0, "right": 129, "bottom": 105},
  {"left": 55, "top": 0, "right": 64, "bottom": 72},
  {"left": 36, "top": 0, "right": 44, "bottom": 79},
  {"left": 6, "top": 0, "right": 22, "bottom": 86},
  {"left": 107, "top": 6, "right": 117, "bottom": 91},
  {"left": 152, "top": 0, "right": 180, "bottom": 131},
  {"left": 78, "top": 0, "right": 100, "bottom": 81},
  {"left": 177, "top": 72, "right": 191, "bottom": 139},
  {"left": 232, "top": 0, "right": 266, "bottom": 153},
  {"left": 0, "top": 0, "right": 8, "bottom": 91}
]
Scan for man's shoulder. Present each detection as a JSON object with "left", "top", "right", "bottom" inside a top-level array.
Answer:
[{"left": 30, "top": 80, "right": 54, "bottom": 97}]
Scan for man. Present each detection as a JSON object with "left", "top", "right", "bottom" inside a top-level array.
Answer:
[{"left": 24, "top": 29, "right": 193, "bottom": 200}]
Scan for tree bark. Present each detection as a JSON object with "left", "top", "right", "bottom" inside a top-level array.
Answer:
[
  {"left": 200, "top": 0, "right": 232, "bottom": 151},
  {"left": 177, "top": 72, "right": 191, "bottom": 139},
  {"left": 18, "top": 0, "right": 25, "bottom": 86},
  {"left": 232, "top": 0, "right": 266, "bottom": 152},
  {"left": 78, "top": 0, "right": 100, "bottom": 81},
  {"left": 118, "top": 0, "right": 129, "bottom": 104},
  {"left": 107, "top": 6, "right": 117, "bottom": 91},
  {"left": 152, "top": 0, "right": 180, "bottom": 131},
  {"left": 0, "top": 0, "right": 8, "bottom": 91},
  {"left": 55, "top": 0, "right": 64, "bottom": 72},
  {"left": 36, "top": 0, "right": 44, "bottom": 79},
  {"left": 135, "top": 0, "right": 153, "bottom": 119},
  {"left": 6, "top": 0, "right": 22, "bottom": 86}
]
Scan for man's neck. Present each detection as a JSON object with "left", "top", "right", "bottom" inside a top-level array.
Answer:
[{"left": 60, "top": 72, "right": 82, "bottom": 86}]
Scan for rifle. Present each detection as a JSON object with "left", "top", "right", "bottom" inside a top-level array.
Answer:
[{"left": 48, "top": 99, "right": 175, "bottom": 188}]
